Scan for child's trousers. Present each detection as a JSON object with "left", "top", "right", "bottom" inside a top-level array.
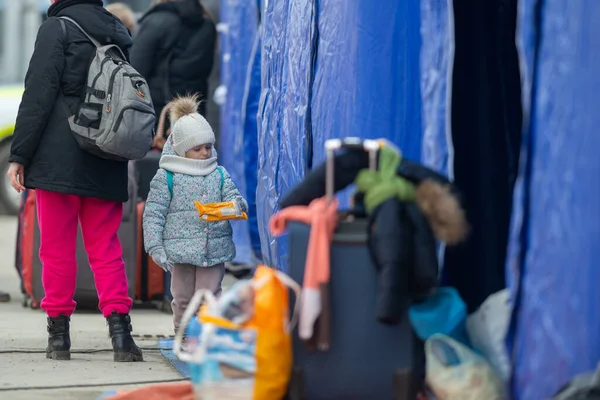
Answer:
[
  {"left": 171, "top": 263, "right": 225, "bottom": 331},
  {"left": 36, "top": 189, "right": 133, "bottom": 318}
]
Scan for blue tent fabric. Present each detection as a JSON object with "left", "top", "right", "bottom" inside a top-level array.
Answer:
[
  {"left": 311, "top": 1, "right": 423, "bottom": 166},
  {"left": 219, "top": 0, "right": 259, "bottom": 264},
  {"left": 242, "top": 27, "right": 263, "bottom": 260},
  {"left": 419, "top": 0, "right": 454, "bottom": 179},
  {"left": 256, "top": 0, "right": 316, "bottom": 269},
  {"left": 507, "top": 1, "right": 600, "bottom": 399},
  {"left": 257, "top": 0, "right": 423, "bottom": 270},
  {"left": 310, "top": 0, "right": 423, "bottom": 211}
]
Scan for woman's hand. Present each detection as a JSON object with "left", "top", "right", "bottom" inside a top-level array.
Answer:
[{"left": 7, "top": 162, "right": 25, "bottom": 193}]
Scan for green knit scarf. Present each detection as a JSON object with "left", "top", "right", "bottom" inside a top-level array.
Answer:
[{"left": 355, "top": 146, "right": 416, "bottom": 214}]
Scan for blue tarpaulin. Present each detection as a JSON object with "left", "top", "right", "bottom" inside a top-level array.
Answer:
[
  {"left": 506, "top": 0, "right": 600, "bottom": 399},
  {"left": 310, "top": 0, "right": 422, "bottom": 165},
  {"left": 419, "top": 0, "right": 454, "bottom": 282},
  {"left": 242, "top": 27, "right": 263, "bottom": 260},
  {"left": 257, "top": 0, "right": 316, "bottom": 269},
  {"left": 257, "top": 0, "right": 423, "bottom": 269},
  {"left": 219, "top": 0, "right": 259, "bottom": 264},
  {"left": 419, "top": 0, "right": 454, "bottom": 179}
]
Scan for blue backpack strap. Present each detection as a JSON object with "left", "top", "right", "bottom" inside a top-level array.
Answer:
[
  {"left": 166, "top": 170, "right": 174, "bottom": 196},
  {"left": 217, "top": 167, "right": 224, "bottom": 191}
]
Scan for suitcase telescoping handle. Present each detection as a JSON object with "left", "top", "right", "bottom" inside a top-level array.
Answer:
[{"left": 325, "top": 137, "right": 379, "bottom": 204}]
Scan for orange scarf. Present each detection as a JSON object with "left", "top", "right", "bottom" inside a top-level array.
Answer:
[{"left": 270, "top": 196, "right": 339, "bottom": 350}]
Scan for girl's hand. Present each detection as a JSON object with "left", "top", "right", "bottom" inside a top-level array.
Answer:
[
  {"left": 7, "top": 162, "right": 25, "bottom": 193},
  {"left": 149, "top": 246, "right": 173, "bottom": 273}
]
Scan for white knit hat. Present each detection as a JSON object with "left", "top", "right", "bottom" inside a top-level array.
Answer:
[{"left": 168, "top": 96, "right": 215, "bottom": 156}]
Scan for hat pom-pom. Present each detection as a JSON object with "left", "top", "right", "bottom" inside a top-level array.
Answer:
[{"left": 169, "top": 94, "right": 200, "bottom": 123}]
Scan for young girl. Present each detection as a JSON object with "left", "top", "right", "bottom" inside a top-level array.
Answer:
[{"left": 143, "top": 95, "right": 248, "bottom": 334}]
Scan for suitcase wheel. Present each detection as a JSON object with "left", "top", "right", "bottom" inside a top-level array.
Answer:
[
  {"left": 393, "top": 368, "right": 421, "bottom": 400},
  {"left": 30, "top": 300, "right": 40, "bottom": 310},
  {"left": 285, "top": 366, "right": 306, "bottom": 400}
]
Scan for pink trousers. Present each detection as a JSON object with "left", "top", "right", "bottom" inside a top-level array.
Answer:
[{"left": 36, "top": 190, "right": 133, "bottom": 318}]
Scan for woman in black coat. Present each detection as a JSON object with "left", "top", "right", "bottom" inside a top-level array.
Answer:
[
  {"left": 6, "top": 0, "right": 143, "bottom": 362},
  {"left": 131, "top": 0, "right": 217, "bottom": 147}
]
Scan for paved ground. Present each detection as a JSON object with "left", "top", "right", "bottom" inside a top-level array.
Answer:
[{"left": 0, "top": 216, "right": 196, "bottom": 399}]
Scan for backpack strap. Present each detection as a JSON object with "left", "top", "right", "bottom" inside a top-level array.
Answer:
[
  {"left": 217, "top": 167, "right": 225, "bottom": 191},
  {"left": 59, "top": 18, "right": 67, "bottom": 39},
  {"left": 57, "top": 18, "right": 75, "bottom": 119},
  {"left": 166, "top": 170, "right": 174, "bottom": 196},
  {"left": 166, "top": 169, "right": 221, "bottom": 198},
  {"left": 58, "top": 17, "right": 101, "bottom": 48},
  {"left": 58, "top": 16, "right": 127, "bottom": 60}
]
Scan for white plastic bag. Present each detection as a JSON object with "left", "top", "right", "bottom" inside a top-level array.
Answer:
[
  {"left": 426, "top": 334, "right": 505, "bottom": 400},
  {"left": 466, "top": 289, "right": 511, "bottom": 382}
]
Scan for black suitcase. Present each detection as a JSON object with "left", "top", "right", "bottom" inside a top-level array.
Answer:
[{"left": 285, "top": 138, "right": 424, "bottom": 400}]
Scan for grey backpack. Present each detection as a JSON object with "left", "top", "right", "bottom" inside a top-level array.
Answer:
[{"left": 58, "top": 17, "right": 155, "bottom": 161}]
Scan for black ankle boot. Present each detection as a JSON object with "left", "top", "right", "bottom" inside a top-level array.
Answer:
[
  {"left": 46, "top": 315, "right": 71, "bottom": 360},
  {"left": 106, "top": 312, "right": 143, "bottom": 362}
]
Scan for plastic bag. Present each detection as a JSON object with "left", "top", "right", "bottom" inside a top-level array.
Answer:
[
  {"left": 174, "top": 265, "right": 300, "bottom": 400},
  {"left": 553, "top": 362, "right": 600, "bottom": 400},
  {"left": 466, "top": 289, "right": 511, "bottom": 381},
  {"left": 426, "top": 334, "right": 505, "bottom": 400},
  {"left": 194, "top": 200, "right": 249, "bottom": 222},
  {"left": 409, "top": 287, "right": 470, "bottom": 346}
]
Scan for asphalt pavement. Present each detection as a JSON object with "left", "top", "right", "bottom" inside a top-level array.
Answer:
[{"left": 0, "top": 215, "right": 185, "bottom": 400}]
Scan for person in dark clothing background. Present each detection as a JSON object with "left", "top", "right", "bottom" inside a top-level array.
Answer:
[
  {"left": 6, "top": 0, "right": 143, "bottom": 362},
  {"left": 131, "top": 0, "right": 217, "bottom": 149},
  {"left": 106, "top": 2, "right": 137, "bottom": 33}
]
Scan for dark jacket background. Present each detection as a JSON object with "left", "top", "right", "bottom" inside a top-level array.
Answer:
[
  {"left": 201, "top": 0, "right": 221, "bottom": 140},
  {"left": 442, "top": 0, "right": 522, "bottom": 312},
  {"left": 130, "top": 0, "right": 217, "bottom": 117},
  {"left": 9, "top": 0, "right": 133, "bottom": 203}
]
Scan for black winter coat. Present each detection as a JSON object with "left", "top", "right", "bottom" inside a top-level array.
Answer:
[
  {"left": 130, "top": 0, "right": 217, "bottom": 117},
  {"left": 9, "top": 0, "right": 133, "bottom": 203},
  {"left": 367, "top": 199, "right": 439, "bottom": 324},
  {"left": 279, "top": 149, "right": 454, "bottom": 209}
]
